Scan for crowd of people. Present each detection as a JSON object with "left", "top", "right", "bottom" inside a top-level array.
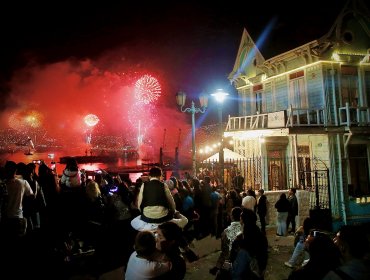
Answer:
[
  {"left": 0, "top": 158, "right": 369, "bottom": 280},
  {"left": 0, "top": 158, "right": 262, "bottom": 279}
]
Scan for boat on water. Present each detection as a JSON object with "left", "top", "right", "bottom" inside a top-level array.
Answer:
[
  {"left": 24, "top": 136, "right": 36, "bottom": 155},
  {"left": 24, "top": 150, "right": 34, "bottom": 156}
]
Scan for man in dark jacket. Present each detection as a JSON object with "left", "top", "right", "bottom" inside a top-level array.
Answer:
[
  {"left": 286, "top": 188, "right": 298, "bottom": 234},
  {"left": 257, "top": 189, "right": 267, "bottom": 234},
  {"left": 232, "top": 171, "right": 244, "bottom": 194}
]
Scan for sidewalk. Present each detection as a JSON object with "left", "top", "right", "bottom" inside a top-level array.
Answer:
[{"left": 185, "top": 225, "right": 295, "bottom": 280}]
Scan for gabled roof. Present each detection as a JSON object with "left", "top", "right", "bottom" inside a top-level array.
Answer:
[
  {"left": 228, "top": 28, "right": 265, "bottom": 83},
  {"left": 230, "top": 0, "right": 370, "bottom": 84},
  {"left": 312, "top": 0, "right": 370, "bottom": 57}
]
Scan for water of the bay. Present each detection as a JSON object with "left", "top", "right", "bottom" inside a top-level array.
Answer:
[{"left": 0, "top": 149, "right": 147, "bottom": 182}]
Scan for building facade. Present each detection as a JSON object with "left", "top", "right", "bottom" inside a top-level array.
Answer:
[{"left": 226, "top": 0, "right": 370, "bottom": 230}]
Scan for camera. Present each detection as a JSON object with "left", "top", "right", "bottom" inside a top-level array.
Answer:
[
  {"left": 50, "top": 161, "right": 56, "bottom": 170},
  {"left": 108, "top": 186, "right": 118, "bottom": 196},
  {"left": 311, "top": 230, "right": 326, "bottom": 238}
]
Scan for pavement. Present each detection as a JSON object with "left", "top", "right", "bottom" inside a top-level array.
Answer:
[
  {"left": 184, "top": 225, "right": 295, "bottom": 280},
  {"left": 64, "top": 225, "right": 296, "bottom": 280}
]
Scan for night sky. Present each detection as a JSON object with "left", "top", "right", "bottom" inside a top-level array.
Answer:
[{"left": 0, "top": 0, "right": 354, "bottom": 159}]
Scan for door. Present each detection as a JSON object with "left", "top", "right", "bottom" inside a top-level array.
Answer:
[{"left": 267, "top": 149, "right": 287, "bottom": 190}]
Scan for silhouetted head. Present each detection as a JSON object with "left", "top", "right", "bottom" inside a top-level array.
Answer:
[
  {"left": 134, "top": 231, "right": 157, "bottom": 258},
  {"left": 149, "top": 166, "right": 162, "bottom": 178},
  {"left": 240, "top": 208, "right": 257, "bottom": 226},
  {"left": 231, "top": 207, "right": 243, "bottom": 222},
  {"left": 4, "top": 161, "right": 17, "bottom": 179}
]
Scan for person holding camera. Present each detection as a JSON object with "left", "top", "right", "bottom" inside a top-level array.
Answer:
[{"left": 288, "top": 230, "right": 341, "bottom": 280}]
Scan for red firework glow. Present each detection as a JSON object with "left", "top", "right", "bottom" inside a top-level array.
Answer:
[
  {"left": 0, "top": 59, "right": 192, "bottom": 167},
  {"left": 134, "top": 74, "right": 161, "bottom": 104},
  {"left": 84, "top": 114, "right": 99, "bottom": 127}
]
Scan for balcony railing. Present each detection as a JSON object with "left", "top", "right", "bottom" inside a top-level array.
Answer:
[
  {"left": 338, "top": 102, "right": 370, "bottom": 127},
  {"left": 226, "top": 107, "right": 326, "bottom": 132},
  {"left": 286, "top": 105, "right": 327, "bottom": 127},
  {"left": 226, "top": 103, "right": 370, "bottom": 132},
  {"left": 225, "top": 113, "right": 268, "bottom": 131}
]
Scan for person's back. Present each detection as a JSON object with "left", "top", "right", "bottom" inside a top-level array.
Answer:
[
  {"left": 287, "top": 188, "right": 298, "bottom": 233},
  {"left": 233, "top": 172, "right": 244, "bottom": 193},
  {"left": 257, "top": 189, "right": 267, "bottom": 234},
  {"left": 288, "top": 231, "right": 341, "bottom": 280},
  {"left": 125, "top": 231, "right": 171, "bottom": 280},
  {"left": 230, "top": 208, "right": 268, "bottom": 279},
  {"left": 137, "top": 166, "right": 176, "bottom": 224},
  {"left": 200, "top": 176, "right": 212, "bottom": 208},
  {"left": 209, "top": 206, "right": 243, "bottom": 276},
  {"left": 323, "top": 225, "right": 370, "bottom": 280},
  {"left": 60, "top": 158, "right": 81, "bottom": 188},
  {"left": 2, "top": 161, "right": 34, "bottom": 238}
]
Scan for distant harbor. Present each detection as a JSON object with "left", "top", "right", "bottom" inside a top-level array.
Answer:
[{"left": 59, "top": 155, "right": 118, "bottom": 164}]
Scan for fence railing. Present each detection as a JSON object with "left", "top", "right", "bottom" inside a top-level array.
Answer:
[{"left": 200, "top": 156, "right": 330, "bottom": 210}]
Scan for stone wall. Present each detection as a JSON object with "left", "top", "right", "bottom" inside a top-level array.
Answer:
[{"left": 263, "top": 190, "right": 310, "bottom": 228}]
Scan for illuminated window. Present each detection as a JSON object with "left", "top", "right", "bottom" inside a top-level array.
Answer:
[
  {"left": 289, "top": 71, "right": 307, "bottom": 108},
  {"left": 341, "top": 66, "right": 358, "bottom": 107}
]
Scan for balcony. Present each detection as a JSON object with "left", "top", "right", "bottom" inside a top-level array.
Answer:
[
  {"left": 338, "top": 102, "right": 370, "bottom": 127},
  {"left": 226, "top": 107, "right": 326, "bottom": 132},
  {"left": 226, "top": 103, "right": 370, "bottom": 132},
  {"left": 285, "top": 106, "right": 326, "bottom": 127},
  {"left": 225, "top": 113, "right": 268, "bottom": 131}
]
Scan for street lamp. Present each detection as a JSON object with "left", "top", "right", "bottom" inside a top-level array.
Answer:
[
  {"left": 176, "top": 91, "right": 208, "bottom": 177},
  {"left": 211, "top": 89, "right": 229, "bottom": 186}
]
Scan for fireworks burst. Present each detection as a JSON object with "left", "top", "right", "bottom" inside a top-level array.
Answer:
[
  {"left": 8, "top": 113, "right": 25, "bottom": 131},
  {"left": 84, "top": 114, "right": 100, "bottom": 127},
  {"left": 134, "top": 74, "right": 161, "bottom": 104},
  {"left": 8, "top": 110, "right": 43, "bottom": 130},
  {"left": 25, "top": 111, "right": 42, "bottom": 128}
]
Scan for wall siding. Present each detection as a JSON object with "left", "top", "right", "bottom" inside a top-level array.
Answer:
[
  {"left": 264, "top": 82, "right": 273, "bottom": 112},
  {"left": 306, "top": 65, "right": 324, "bottom": 108},
  {"left": 274, "top": 77, "right": 288, "bottom": 110}
]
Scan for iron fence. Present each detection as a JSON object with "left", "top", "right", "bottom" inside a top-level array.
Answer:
[{"left": 200, "top": 156, "right": 330, "bottom": 210}]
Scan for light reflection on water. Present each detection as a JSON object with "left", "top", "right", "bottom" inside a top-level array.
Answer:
[
  {"left": 0, "top": 149, "right": 184, "bottom": 182},
  {"left": 0, "top": 150, "right": 144, "bottom": 180}
]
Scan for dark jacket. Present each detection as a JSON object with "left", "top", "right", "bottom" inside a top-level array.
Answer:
[
  {"left": 140, "top": 180, "right": 169, "bottom": 210},
  {"left": 257, "top": 195, "right": 267, "bottom": 216},
  {"left": 288, "top": 195, "right": 298, "bottom": 216},
  {"left": 275, "top": 197, "right": 290, "bottom": 213}
]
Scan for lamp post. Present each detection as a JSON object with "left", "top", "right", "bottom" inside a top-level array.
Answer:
[
  {"left": 176, "top": 91, "right": 208, "bottom": 177},
  {"left": 211, "top": 89, "right": 229, "bottom": 186}
]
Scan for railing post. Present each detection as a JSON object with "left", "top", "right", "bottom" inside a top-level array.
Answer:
[
  {"left": 315, "top": 171, "right": 320, "bottom": 209},
  {"left": 307, "top": 110, "right": 310, "bottom": 125},
  {"left": 346, "top": 102, "right": 350, "bottom": 126},
  {"left": 356, "top": 107, "right": 361, "bottom": 125},
  {"left": 286, "top": 105, "right": 293, "bottom": 127}
]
